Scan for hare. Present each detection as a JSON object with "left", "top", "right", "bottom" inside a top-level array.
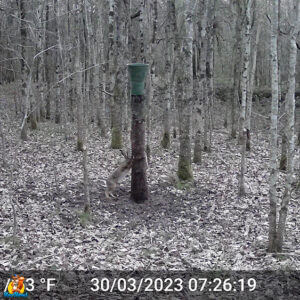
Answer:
[{"left": 105, "top": 150, "right": 133, "bottom": 199}]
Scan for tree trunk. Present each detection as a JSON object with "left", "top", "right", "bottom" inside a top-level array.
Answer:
[
  {"left": 246, "top": 2, "right": 261, "bottom": 151},
  {"left": 275, "top": 0, "right": 300, "bottom": 252},
  {"left": 54, "top": 0, "right": 61, "bottom": 125},
  {"left": 138, "top": 0, "right": 145, "bottom": 62},
  {"left": 177, "top": 0, "right": 193, "bottom": 182},
  {"left": 279, "top": 132, "right": 287, "bottom": 170},
  {"left": 111, "top": 0, "right": 126, "bottom": 149},
  {"left": 239, "top": 0, "right": 252, "bottom": 197},
  {"left": 108, "top": 0, "right": 115, "bottom": 130},
  {"left": 45, "top": 2, "right": 51, "bottom": 120},
  {"left": 96, "top": 1, "right": 107, "bottom": 137},
  {"left": 193, "top": 0, "right": 208, "bottom": 163},
  {"left": 76, "top": 25, "right": 84, "bottom": 152},
  {"left": 268, "top": 0, "right": 279, "bottom": 253},
  {"left": 83, "top": 146, "right": 90, "bottom": 214},
  {"left": 204, "top": 3, "right": 215, "bottom": 153},
  {"left": 146, "top": 0, "right": 157, "bottom": 160},
  {"left": 131, "top": 94, "right": 149, "bottom": 203},
  {"left": 161, "top": 13, "right": 171, "bottom": 149},
  {"left": 230, "top": 1, "right": 243, "bottom": 139},
  {"left": 19, "top": 0, "right": 29, "bottom": 141}
]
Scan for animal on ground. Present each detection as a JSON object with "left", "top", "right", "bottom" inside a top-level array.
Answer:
[{"left": 105, "top": 150, "right": 133, "bottom": 199}]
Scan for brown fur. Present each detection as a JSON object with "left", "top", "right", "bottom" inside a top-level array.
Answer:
[{"left": 105, "top": 158, "right": 133, "bottom": 199}]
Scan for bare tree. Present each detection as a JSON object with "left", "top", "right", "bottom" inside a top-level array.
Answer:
[
  {"left": 161, "top": 2, "right": 172, "bottom": 149},
  {"left": 268, "top": 0, "right": 279, "bottom": 253},
  {"left": 276, "top": 0, "right": 300, "bottom": 252},
  {"left": 44, "top": 1, "right": 52, "bottom": 120},
  {"left": 203, "top": 0, "right": 216, "bottom": 152},
  {"left": 95, "top": 0, "right": 108, "bottom": 137},
  {"left": 146, "top": 0, "right": 157, "bottom": 160},
  {"left": 230, "top": 0, "right": 243, "bottom": 139},
  {"left": 245, "top": 0, "right": 261, "bottom": 151},
  {"left": 18, "top": 0, "right": 29, "bottom": 141},
  {"left": 238, "top": 0, "right": 252, "bottom": 197},
  {"left": 76, "top": 6, "right": 84, "bottom": 152},
  {"left": 177, "top": 0, "right": 194, "bottom": 181},
  {"left": 193, "top": 0, "right": 208, "bottom": 164},
  {"left": 110, "top": 0, "right": 127, "bottom": 149}
]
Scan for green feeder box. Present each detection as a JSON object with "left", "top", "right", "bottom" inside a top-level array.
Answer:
[{"left": 128, "top": 63, "right": 149, "bottom": 95}]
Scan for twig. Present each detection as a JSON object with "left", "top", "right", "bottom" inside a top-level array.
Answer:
[
  {"left": 29, "top": 254, "right": 57, "bottom": 266},
  {"left": 101, "top": 90, "right": 113, "bottom": 97},
  {"left": 252, "top": 111, "right": 269, "bottom": 119}
]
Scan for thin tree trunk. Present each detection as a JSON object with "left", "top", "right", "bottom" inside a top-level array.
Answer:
[
  {"left": 56, "top": 0, "right": 68, "bottom": 139},
  {"left": 37, "top": 4, "right": 46, "bottom": 122},
  {"left": 83, "top": 145, "right": 90, "bottom": 213},
  {"left": 230, "top": 1, "right": 243, "bottom": 139},
  {"left": 96, "top": 1, "right": 107, "bottom": 137},
  {"left": 194, "top": 0, "right": 208, "bottom": 163},
  {"left": 239, "top": 0, "right": 252, "bottom": 197},
  {"left": 204, "top": 4, "right": 215, "bottom": 153},
  {"left": 19, "top": 0, "right": 29, "bottom": 141},
  {"left": 45, "top": 2, "right": 51, "bottom": 120},
  {"left": 76, "top": 25, "right": 84, "bottom": 152},
  {"left": 111, "top": 0, "right": 126, "bottom": 149},
  {"left": 177, "top": 0, "right": 194, "bottom": 182},
  {"left": 170, "top": 0, "right": 179, "bottom": 140},
  {"left": 146, "top": 0, "right": 157, "bottom": 160},
  {"left": 268, "top": 0, "right": 279, "bottom": 253},
  {"left": 161, "top": 12, "right": 171, "bottom": 149},
  {"left": 54, "top": 0, "right": 61, "bottom": 125},
  {"left": 108, "top": 0, "right": 115, "bottom": 130},
  {"left": 246, "top": 2, "right": 261, "bottom": 151},
  {"left": 279, "top": 0, "right": 287, "bottom": 170},
  {"left": 138, "top": 0, "right": 145, "bottom": 62}
]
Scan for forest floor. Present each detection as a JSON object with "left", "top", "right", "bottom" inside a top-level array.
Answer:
[{"left": 1, "top": 92, "right": 300, "bottom": 275}]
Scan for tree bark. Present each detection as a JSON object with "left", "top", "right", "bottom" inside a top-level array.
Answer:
[
  {"left": 177, "top": 0, "right": 194, "bottom": 182},
  {"left": 239, "top": 0, "right": 252, "bottom": 196},
  {"left": 193, "top": 0, "right": 208, "bottom": 163},
  {"left": 276, "top": 0, "right": 300, "bottom": 252},
  {"left": 246, "top": 1, "right": 261, "bottom": 151},
  {"left": 230, "top": 0, "right": 243, "bottom": 139},
  {"left": 111, "top": 0, "right": 126, "bottom": 149},
  {"left": 204, "top": 1, "right": 215, "bottom": 152},
  {"left": 161, "top": 9, "right": 171, "bottom": 149},
  {"left": 146, "top": 0, "right": 157, "bottom": 160},
  {"left": 131, "top": 96, "right": 148, "bottom": 203},
  {"left": 76, "top": 12, "right": 84, "bottom": 152},
  {"left": 45, "top": 1, "right": 51, "bottom": 120},
  {"left": 268, "top": 0, "right": 279, "bottom": 253}
]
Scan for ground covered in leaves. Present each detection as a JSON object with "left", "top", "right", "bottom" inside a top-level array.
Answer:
[{"left": 1, "top": 99, "right": 300, "bottom": 273}]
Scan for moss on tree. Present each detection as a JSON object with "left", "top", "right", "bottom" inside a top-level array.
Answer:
[
  {"left": 111, "top": 127, "right": 122, "bottom": 149},
  {"left": 193, "top": 142, "right": 201, "bottom": 164},
  {"left": 177, "top": 156, "right": 193, "bottom": 181},
  {"left": 161, "top": 132, "right": 170, "bottom": 149},
  {"left": 30, "top": 118, "right": 38, "bottom": 130},
  {"left": 173, "top": 128, "right": 177, "bottom": 138},
  {"left": 77, "top": 140, "right": 84, "bottom": 152},
  {"left": 246, "top": 129, "right": 251, "bottom": 151},
  {"left": 279, "top": 155, "right": 287, "bottom": 171}
]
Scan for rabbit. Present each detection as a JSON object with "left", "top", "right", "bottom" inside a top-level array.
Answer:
[{"left": 105, "top": 150, "right": 133, "bottom": 199}]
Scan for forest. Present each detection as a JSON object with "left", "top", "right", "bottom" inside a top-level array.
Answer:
[{"left": 0, "top": 0, "right": 300, "bottom": 299}]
